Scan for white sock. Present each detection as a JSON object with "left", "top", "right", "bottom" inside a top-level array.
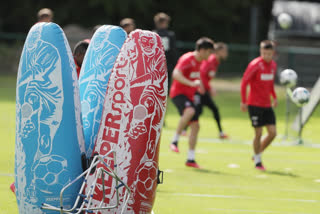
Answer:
[
  {"left": 172, "top": 133, "right": 180, "bottom": 143},
  {"left": 254, "top": 153, "right": 262, "bottom": 165},
  {"left": 187, "top": 150, "right": 195, "bottom": 161}
]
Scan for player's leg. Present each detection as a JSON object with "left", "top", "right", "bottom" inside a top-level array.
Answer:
[
  {"left": 195, "top": 92, "right": 203, "bottom": 117},
  {"left": 202, "top": 92, "right": 227, "bottom": 138},
  {"left": 188, "top": 121, "right": 199, "bottom": 150},
  {"left": 170, "top": 107, "right": 195, "bottom": 152},
  {"left": 260, "top": 108, "right": 277, "bottom": 153},
  {"left": 185, "top": 121, "right": 200, "bottom": 167},
  {"left": 176, "top": 108, "right": 195, "bottom": 135},
  {"left": 260, "top": 125, "right": 276, "bottom": 153},
  {"left": 248, "top": 105, "right": 265, "bottom": 170},
  {"left": 253, "top": 127, "right": 264, "bottom": 170},
  {"left": 170, "top": 95, "right": 195, "bottom": 152},
  {"left": 182, "top": 93, "right": 202, "bottom": 136},
  {"left": 185, "top": 104, "right": 201, "bottom": 168},
  {"left": 253, "top": 127, "right": 263, "bottom": 155}
]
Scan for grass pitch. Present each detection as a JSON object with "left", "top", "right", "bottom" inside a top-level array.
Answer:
[{"left": 0, "top": 75, "right": 319, "bottom": 213}]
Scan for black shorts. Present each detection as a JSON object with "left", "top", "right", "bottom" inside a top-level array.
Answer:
[
  {"left": 171, "top": 95, "right": 199, "bottom": 122},
  {"left": 248, "top": 105, "right": 276, "bottom": 127},
  {"left": 194, "top": 92, "right": 218, "bottom": 116}
]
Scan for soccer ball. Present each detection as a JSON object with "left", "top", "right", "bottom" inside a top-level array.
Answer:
[
  {"left": 292, "top": 87, "right": 310, "bottom": 107},
  {"left": 277, "top": 13, "right": 293, "bottom": 29},
  {"left": 280, "top": 69, "right": 297, "bottom": 88},
  {"left": 133, "top": 161, "right": 158, "bottom": 200},
  {"left": 32, "top": 155, "right": 69, "bottom": 194}
]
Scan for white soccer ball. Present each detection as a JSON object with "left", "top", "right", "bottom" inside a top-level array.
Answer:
[
  {"left": 292, "top": 87, "right": 310, "bottom": 107},
  {"left": 277, "top": 13, "right": 293, "bottom": 29},
  {"left": 280, "top": 69, "right": 297, "bottom": 88}
]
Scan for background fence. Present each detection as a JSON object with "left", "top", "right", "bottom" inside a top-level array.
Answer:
[{"left": 1, "top": 33, "right": 319, "bottom": 88}]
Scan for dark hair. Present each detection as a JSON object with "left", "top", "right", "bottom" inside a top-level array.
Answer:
[
  {"left": 154, "top": 12, "right": 171, "bottom": 24},
  {"left": 214, "top": 42, "right": 227, "bottom": 51},
  {"left": 260, "top": 40, "right": 275, "bottom": 50},
  {"left": 73, "top": 41, "right": 89, "bottom": 55},
  {"left": 120, "top": 18, "right": 135, "bottom": 28},
  {"left": 195, "top": 37, "right": 214, "bottom": 51}
]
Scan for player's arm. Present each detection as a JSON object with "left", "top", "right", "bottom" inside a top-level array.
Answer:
[
  {"left": 240, "top": 64, "right": 256, "bottom": 112},
  {"left": 200, "top": 61, "right": 211, "bottom": 92},
  {"left": 172, "top": 68, "right": 200, "bottom": 87}
]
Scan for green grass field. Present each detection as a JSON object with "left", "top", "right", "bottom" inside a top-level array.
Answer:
[{"left": 1, "top": 75, "right": 319, "bottom": 213}]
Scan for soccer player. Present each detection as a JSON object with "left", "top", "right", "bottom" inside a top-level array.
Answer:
[
  {"left": 196, "top": 42, "right": 229, "bottom": 139},
  {"left": 153, "top": 12, "right": 178, "bottom": 91},
  {"left": 170, "top": 37, "right": 214, "bottom": 168},
  {"left": 240, "top": 40, "right": 277, "bottom": 171},
  {"left": 73, "top": 40, "right": 89, "bottom": 78}
]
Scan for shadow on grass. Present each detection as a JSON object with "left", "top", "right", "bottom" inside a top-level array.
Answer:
[
  {"left": 265, "top": 170, "right": 299, "bottom": 178},
  {"left": 192, "top": 168, "right": 233, "bottom": 176}
]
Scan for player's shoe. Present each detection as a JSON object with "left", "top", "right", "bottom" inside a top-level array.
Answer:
[
  {"left": 170, "top": 142, "right": 179, "bottom": 153},
  {"left": 185, "top": 160, "right": 201, "bottom": 169},
  {"left": 219, "top": 133, "right": 229, "bottom": 139},
  {"left": 255, "top": 162, "right": 266, "bottom": 171},
  {"left": 10, "top": 182, "right": 15, "bottom": 194}
]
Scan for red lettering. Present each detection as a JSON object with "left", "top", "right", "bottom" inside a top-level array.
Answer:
[
  {"left": 115, "top": 60, "right": 128, "bottom": 70},
  {"left": 115, "top": 78, "right": 125, "bottom": 90},
  {"left": 99, "top": 141, "right": 111, "bottom": 156},
  {"left": 116, "top": 69, "right": 126, "bottom": 77},
  {"left": 102, "top": 127, "right": 119, "bottom": 144},
  {"left": 93, "top": 142, "right": 115, "bottom": 203},
  {"left": 112, "top": 103, "right": 121, "bottom": 114},
  {"left": 105, "top": 113, "right": 120, "bottom": 129},
  {"left": 113, "top": 91, "right": 125, "bottom": 104}
]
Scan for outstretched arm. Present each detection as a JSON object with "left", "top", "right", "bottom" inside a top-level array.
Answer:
[{"left": 172, "top": 68, "right": 200, "bottom": 88}]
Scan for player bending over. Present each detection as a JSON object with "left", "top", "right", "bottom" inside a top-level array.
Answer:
[
  {"left": 195, "top": 42, "right": 229, "bottom": 139},
  {"left": 240, "top": 40, "right": 277, "bottom": 171},
  {"left": 169, "top": 37, "right": 214, "bottom": 168}
]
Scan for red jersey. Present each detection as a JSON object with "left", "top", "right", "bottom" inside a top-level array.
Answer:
[
  {"left": 241, "top": 56, "right": 277, "bottom": 107},
  {"left": 200, "top": 54, "right": 219, "bottom": 91},
  {"left": 169, "top": 52, "right": 202, "bottom": 101}
]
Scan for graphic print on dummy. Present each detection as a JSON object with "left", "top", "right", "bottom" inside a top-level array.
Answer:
[
  {"left": 15, "top": 22, "right": 85, "bottom": 214},
  {"left": 79, "top": 25, "right": 127, "bottom": 158},
  {"left": 85, "top": 29, "right": 168, "bottom": 213}
]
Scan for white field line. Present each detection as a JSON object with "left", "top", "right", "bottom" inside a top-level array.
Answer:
[
  {"left": 170, "top": 192, "right": 318, "bottom": 203},
  {"left": 196, "top": 137, "right": 320, "bottom": 149},
  {"left": 161, "top": 149, "right": 320, "bottom": 164},
  {"left": 172, "top": 183, "right": 320, "bottom": 193},
  {"left": 162, "top": 129, "right": 320, "bottom": 148},
  {"left": 208, "top": 208, "right": 313, "bottom": 214},
  {"left": 0, "top": 173, "right": 14, "bottom": 177}
]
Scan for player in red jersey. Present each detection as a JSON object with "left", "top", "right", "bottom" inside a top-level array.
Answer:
[
  {"left": 196, "top": 42, "right": 228, "bottom": 139},
  {"left": 240, "top": 40, "right": 277, "bottom": 171},
  {"left": 169, "top": 37, "right": 214, "bottom": 168},
  {"left": 73, "top": 40, "right": 89, "bottom": 78}
]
